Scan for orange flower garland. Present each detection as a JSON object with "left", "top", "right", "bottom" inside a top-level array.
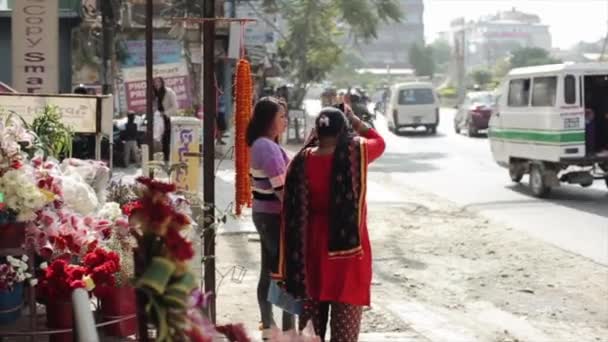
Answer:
[{"left": 234, "top": 59, "right": 253, "bottom": 215}]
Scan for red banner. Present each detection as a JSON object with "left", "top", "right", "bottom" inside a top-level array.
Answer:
[{"left": 124, "top": 76, "right": 192, "bottom": 113}]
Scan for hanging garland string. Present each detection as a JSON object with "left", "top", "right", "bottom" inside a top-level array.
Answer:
[{"left": 234, "top": 58, "right": 253, "bottom": 215}]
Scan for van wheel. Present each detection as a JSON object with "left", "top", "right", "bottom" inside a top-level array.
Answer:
[
  {"left": 454, "top": 123, "right": 461, "bottom": 134},
  {"left": 467, "top": 122, "right": 478, "bottom": 137},
  {"left": 428, "top": 125, "right": 437, "bottom": 135},
  {"left": 529, "top": 164, "right": 551, "bottom": 197}
]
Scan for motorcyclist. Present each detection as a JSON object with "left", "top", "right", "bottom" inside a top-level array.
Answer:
[{"left": 347, "top": 89, "right": 373, "bottom": 121}]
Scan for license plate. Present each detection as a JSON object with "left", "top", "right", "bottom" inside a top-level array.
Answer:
[{"left": 413, "top": 116, "right": 421, "bottom": 124}]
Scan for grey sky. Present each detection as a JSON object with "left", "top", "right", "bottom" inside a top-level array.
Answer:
[{"left": 424, "top": 0, "right": 608, "bottom": 49}]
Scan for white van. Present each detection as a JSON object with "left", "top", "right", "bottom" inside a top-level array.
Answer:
[
  {"left": 385, "top": 82, "right": 440, "bottom": 134},
  {"left": 489, "top": 63, "right": 608, "bottom": 197}
]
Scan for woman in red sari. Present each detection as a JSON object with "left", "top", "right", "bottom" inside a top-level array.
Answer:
[{"left": 272, "top": 105, "right": 385, "bottom": 341}]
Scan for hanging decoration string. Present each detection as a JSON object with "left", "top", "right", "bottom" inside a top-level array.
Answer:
[{"left": 234, "top": 42, "right": 253, "bottom": 215}]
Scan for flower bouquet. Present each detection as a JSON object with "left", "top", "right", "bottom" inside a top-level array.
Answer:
[
  {"left": 96, "top": 208, "right": 139, "bottom": 337},
  {"left": 129, "top": 177, "right": 197, "bottom": 341},
  {"left": 0, "top": 255, "right": 34, "bottom": 324}
]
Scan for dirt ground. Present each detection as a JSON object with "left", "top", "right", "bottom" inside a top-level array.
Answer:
[{"left": 211, "top": 184, "right": 608, "bottom": 342}]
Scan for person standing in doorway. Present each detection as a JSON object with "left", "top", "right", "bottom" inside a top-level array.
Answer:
[
  {"left": 153, "top": 77, "right": 178, "bottom": 162},
  {"left": 123, "top": 112, "right": 140, "bottom": 168},
  {"left": 246, "top": 97, "right": 294, "bottom": 339}
]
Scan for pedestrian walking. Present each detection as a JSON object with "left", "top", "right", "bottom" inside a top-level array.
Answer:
[
  {"left": 273, "top": 104, "right": 385, "bottom": 342},
  {"left": 246, "top": 97, "right": 295, "bottom": 339},
  {"left": 153, "top": 77, "right": 178, "bottom": 162},
  {"left": 123, "top": 112, "right": 140, "bottom": 168}
]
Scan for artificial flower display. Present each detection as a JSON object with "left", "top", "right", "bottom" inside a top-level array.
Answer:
[
  {"left": 0, "top": 255, "right": 35, "bottom": 291},
  {"left": 131, "top": 176, "right": 197, "bottom": 341}
]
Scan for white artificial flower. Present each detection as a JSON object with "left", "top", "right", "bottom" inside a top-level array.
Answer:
[
  {"left": 40, "top": 262, "right": 48, "bottom": 270},
  {"left": 29, "top": 279, "right": 38, "bottom": 287}
]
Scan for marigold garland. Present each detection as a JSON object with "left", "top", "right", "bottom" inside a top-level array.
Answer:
[{"left": 234, "top": 59, "right": 253, "bottom": 215}]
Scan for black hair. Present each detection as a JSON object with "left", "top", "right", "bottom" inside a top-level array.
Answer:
[
  {"left": 246, "top": 97, "right": 282, "bottom": 146},
  {"left": 315, "top": 107, "right": 348, "bottom": 138}
]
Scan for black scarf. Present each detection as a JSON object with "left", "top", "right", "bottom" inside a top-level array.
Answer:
[{"left": 272, "top": 132, "right": 368, "bottom": 299}]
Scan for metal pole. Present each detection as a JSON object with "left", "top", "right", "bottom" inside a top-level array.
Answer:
[
  {"left": 202, "top": 0, "right": 217, "bottom": 324},
  {"left": 135, "top": 1, "right": 154, "bottom": 340},
  {"left": 101, "top": 0, "right": 114, "bottom": 95},
  {"left": 72, "top": 289, "right": 100, "bottom": 342},
  {"left": 145, "top": 0, "right": 154, "bottom": 161}
]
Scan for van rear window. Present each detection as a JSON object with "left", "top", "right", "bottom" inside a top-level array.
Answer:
[{"left": 398, "top": 89, "right": 435, "bottom": 105}]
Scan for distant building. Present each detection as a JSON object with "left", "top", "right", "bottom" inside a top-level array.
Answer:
[
  {"left": 355, "top": 0, "right": 425, "bottom": 68},
  {"left": 449, "top": 8, "right": 552, "bottom": 70}
]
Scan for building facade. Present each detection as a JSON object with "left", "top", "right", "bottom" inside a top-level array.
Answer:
[
  {"left": 449, "top": 8, "right": 552, "bottom": 70},
  {"left": 355, "top": 0, "right": 425, "bottom": 68}
]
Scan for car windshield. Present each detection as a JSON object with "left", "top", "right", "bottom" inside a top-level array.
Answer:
[
  {"left": 469, "top": 93, "right": 495, "bottom": 106},
  {"left": 398, "top": 88, "right": 435, "bottom": 105}
]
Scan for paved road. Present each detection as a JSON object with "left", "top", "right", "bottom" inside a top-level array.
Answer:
[{"left": 369, "top": 108, "right": 608, "bottom": 266}]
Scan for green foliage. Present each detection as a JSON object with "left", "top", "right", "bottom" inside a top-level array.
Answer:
[
  {"left": 28, "top": 106, "right": 74, "bottom": 160},
  {"left": 438, "top": 87, "right": 457, "bottom": 98},
  {"left": 268, "top": 0, "right": 402, "bottom": 107},
  {"left": 429, "top": 39, "right": 451, "bottom": 72},
  {"left": 470, "top": 68, "right": 493, "bottom": 86},
  {"left": 409, "top": 44, "right": 435, "bottom": 77},
  {"left": 510, "top": 47, "right": 561, "bottom": 69}
]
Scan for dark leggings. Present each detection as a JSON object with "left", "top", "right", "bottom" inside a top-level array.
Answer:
[{"left": 252, "top": 212, "right": 295, "bottom": 331}]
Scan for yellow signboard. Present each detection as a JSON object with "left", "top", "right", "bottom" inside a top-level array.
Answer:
[{"left": 170, "top": 117, "right": 201, "bottom": 192}]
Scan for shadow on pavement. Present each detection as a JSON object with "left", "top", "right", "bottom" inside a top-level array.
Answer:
[
  {"left": 371, "top": 152, "right": 447, "bottom": 173},
  {"left": 463, "top": 182, "right": 608, "bottom": 219},
  {"left": 395, "top": 130, "right": 447, "bottom": 138}
]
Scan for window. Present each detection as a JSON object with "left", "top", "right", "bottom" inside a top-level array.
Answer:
[
  {"left": 398, "top": 89, "right": 435, "bottom": 105},
  {"left": 508, "top": 79, "right": 531, "bottom": 107},
  {"left": 532, "top": 76, "right": 557, "bottom": 107},
  {"left": 564, "top": 75, "right": 576, "bottom": 104}
]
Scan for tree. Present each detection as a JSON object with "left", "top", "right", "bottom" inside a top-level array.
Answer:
[
  {"left": 265, "top": 0, "right": 402, "bottom": 107},
  {"left": 510, "top": 47, "right": 561, "bottom": 68},
  {"left": 470, "top": 68, "right": 492, "bottom": 87},
  {"left": 429, "top": 39, "right": 451, "bottom": 72},
  {"left": 409, "top": 44, "right": 435, "bottom": 77}
]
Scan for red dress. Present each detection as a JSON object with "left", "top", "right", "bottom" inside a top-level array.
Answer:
[{"left": 304, "top": 129, "right": 385, "bottom": 306}]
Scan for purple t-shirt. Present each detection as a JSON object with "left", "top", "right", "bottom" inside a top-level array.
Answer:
[{"left": 250, "top": 138, "right": 289, "bottom": 214}]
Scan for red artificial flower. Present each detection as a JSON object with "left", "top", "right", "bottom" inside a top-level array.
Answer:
[
  {"left": 10, "top": 159, "right": 23, "bottom": 169},
  {"left": 136, "top": 177, "right": 177, "bottom": 194},
  {"left": 215, "top": 324, "right": 251, "bottom": 342},
  {"left": 122, "top": 200, "right": 143, "bottom": 216},
  {"left": 165, "top": 228, "right": 194, "bottom": 261}
]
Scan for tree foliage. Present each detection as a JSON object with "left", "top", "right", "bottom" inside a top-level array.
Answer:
[
  {"left": 409, "top": 44, "right": 435, "bottom": 77},
  {"left": 429, "top": 39, "right": 451, "bottom": 72},
  {"left": 470, "top": 68, "right": 492, "bottom": 86},
  {"left": 510, "top": 47, "right": 561, "bottom": 68},
  {"left": 265, "top": 0, "right": 402, "bottom": 107}
]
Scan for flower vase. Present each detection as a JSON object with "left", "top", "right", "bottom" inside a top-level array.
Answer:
[
  {"left": 0, "top": 222, "right": 26, "bottom": 249},
  {"left": 46, "top": 299, "right": 74, "bottom": 342},
  {"left": 0, "top": 282, "right": 23, "bottom": 324},
  {"left": 100, "top": 286, "right": 138, "bottom": 337}
]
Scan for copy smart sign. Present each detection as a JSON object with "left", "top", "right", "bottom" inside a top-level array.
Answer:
[{"left": 11, "top": 0, "right": 59, "bottom": 93}]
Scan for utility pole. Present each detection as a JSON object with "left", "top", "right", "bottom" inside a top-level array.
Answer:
[
  {"left": 145, "top": 0, "right": 154, "bottom": 160},
  {"left": 202, "top": 0, "right": 217, "bottom": 324},
  {"left": 100, "top": 0, "right": 115, "bottom": 95}
]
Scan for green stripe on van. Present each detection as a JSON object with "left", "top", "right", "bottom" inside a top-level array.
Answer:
[{"left": 489, "top": 129, "right": 585, "bottom": 144}]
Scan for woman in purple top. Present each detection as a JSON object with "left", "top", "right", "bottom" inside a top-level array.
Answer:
[{"left": 246, "top": 97, "right": 293, "bottom": 338}]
